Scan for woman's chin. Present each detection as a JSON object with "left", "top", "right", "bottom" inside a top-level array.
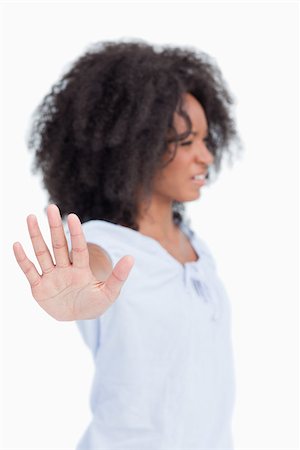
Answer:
[{"left": 175, "top": 190, "right": 202, "bottom": 202}]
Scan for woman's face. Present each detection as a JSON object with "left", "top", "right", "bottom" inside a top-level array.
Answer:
[{"left": 152, "top": 92, "right": 215, "bottom": 202}]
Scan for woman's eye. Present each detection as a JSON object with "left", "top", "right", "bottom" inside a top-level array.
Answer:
[{"left": 181, "top": 141, "right": 192, "bottom": 146}]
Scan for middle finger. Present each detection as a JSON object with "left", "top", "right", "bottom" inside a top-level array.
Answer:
[{"left": 47, "top": 204, "right": 72, "bottom": 268}]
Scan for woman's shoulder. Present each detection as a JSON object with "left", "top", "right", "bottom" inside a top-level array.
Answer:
[
  {"left": 81, "top": 219, "right": 142, "bottom": 245},
  {"left": 81, "top": 219, "right": 128, "bottom": 240},
  {"left": 81, "top": 218, "right": 119, "bottom": 231},
  {"left": 80, "top": 219, "right": 153, "bottom": 266}
]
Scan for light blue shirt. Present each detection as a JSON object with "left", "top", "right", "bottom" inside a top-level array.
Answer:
[{"left": 66, "top": 219, "right": 236, "bottom": 449}]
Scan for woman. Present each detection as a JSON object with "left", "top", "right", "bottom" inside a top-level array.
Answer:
[{"left": 13, "top": 39, "right": 243, "bottom": 449}]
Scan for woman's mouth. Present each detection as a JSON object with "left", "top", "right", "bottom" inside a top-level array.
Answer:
[{"left": 190, "top": 174, "right": 206, "bottom": 186}]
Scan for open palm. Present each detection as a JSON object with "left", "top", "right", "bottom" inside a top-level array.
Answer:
[{"left": 13, "top": 204, "right": 135, "bottom": 321}]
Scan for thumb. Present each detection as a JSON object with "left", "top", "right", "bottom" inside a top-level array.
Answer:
[{"left": 102, "top": 255, "right": 135, "bottom": 302}]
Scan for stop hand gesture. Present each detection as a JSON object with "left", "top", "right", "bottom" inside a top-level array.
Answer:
[{"left": 13, "top": 204, "right": 135, "bottom": 321}]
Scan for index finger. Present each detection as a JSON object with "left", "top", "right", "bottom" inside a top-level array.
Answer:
[{"left": 67, "top": 213, "right": 89, "bottom": 269}]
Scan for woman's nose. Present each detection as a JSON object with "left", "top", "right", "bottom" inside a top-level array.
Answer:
[{"left": 195, "top": 142, "right": 215, "bottom": 166}]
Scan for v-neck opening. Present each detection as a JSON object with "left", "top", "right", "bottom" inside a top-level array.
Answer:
[
  {"left": 118, "top": 220, "right": 202, "bottom": 269},
  {"left": 177, "top": 222, "right": 201, "bottom": 267}
]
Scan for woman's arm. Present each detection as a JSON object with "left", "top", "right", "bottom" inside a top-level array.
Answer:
[{"left": 86, "top": 243, "right": 113, "bottom": 281}]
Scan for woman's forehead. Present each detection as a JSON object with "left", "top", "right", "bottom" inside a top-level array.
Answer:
[{"left": 173, "top": 94, "right": 208, "bottom": 135}]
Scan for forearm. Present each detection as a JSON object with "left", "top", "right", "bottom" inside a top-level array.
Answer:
[{"left": 88, "top": 243, "right": 113, "bottom": 280}]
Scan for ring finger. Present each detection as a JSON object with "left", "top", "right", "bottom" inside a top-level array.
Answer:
[{"left": 27, "top": 214, "right": 55, "bottom": 274}]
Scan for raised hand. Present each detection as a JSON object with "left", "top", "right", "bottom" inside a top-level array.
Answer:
[{"left": 12, "top": 204, "right": 135, "bottom": 321}]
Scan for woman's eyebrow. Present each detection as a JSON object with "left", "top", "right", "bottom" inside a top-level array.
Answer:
[{"left": 190, "top": 130, "right": 209, "bottom": 136}]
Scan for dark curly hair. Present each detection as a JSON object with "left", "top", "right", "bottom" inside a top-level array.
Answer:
[{"left": 27, "top": 38, "right": 244, "bottom": 230}]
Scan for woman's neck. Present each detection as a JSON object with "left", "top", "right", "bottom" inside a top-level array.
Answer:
[{"left": 136, "top": 196, "right": 180, "bottom": 244}]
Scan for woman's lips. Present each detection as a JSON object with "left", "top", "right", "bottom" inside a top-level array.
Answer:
[{"left": 190, "top": 177, "right": 206, "bottom": 186}]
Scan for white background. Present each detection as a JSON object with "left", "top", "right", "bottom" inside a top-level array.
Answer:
[{"left": 1, "top": 1, "right": 299, "bottom": 449}]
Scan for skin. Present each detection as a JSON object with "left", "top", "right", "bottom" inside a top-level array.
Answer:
[
  {"left": 12, "top": 206, "right": 134, "bottom": 321},
  {"left": 137, "top": 92, "right": 215, "bottom": 244},
  {"left": 12, "top": 92, "right": 214, "bottom": 321}
]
